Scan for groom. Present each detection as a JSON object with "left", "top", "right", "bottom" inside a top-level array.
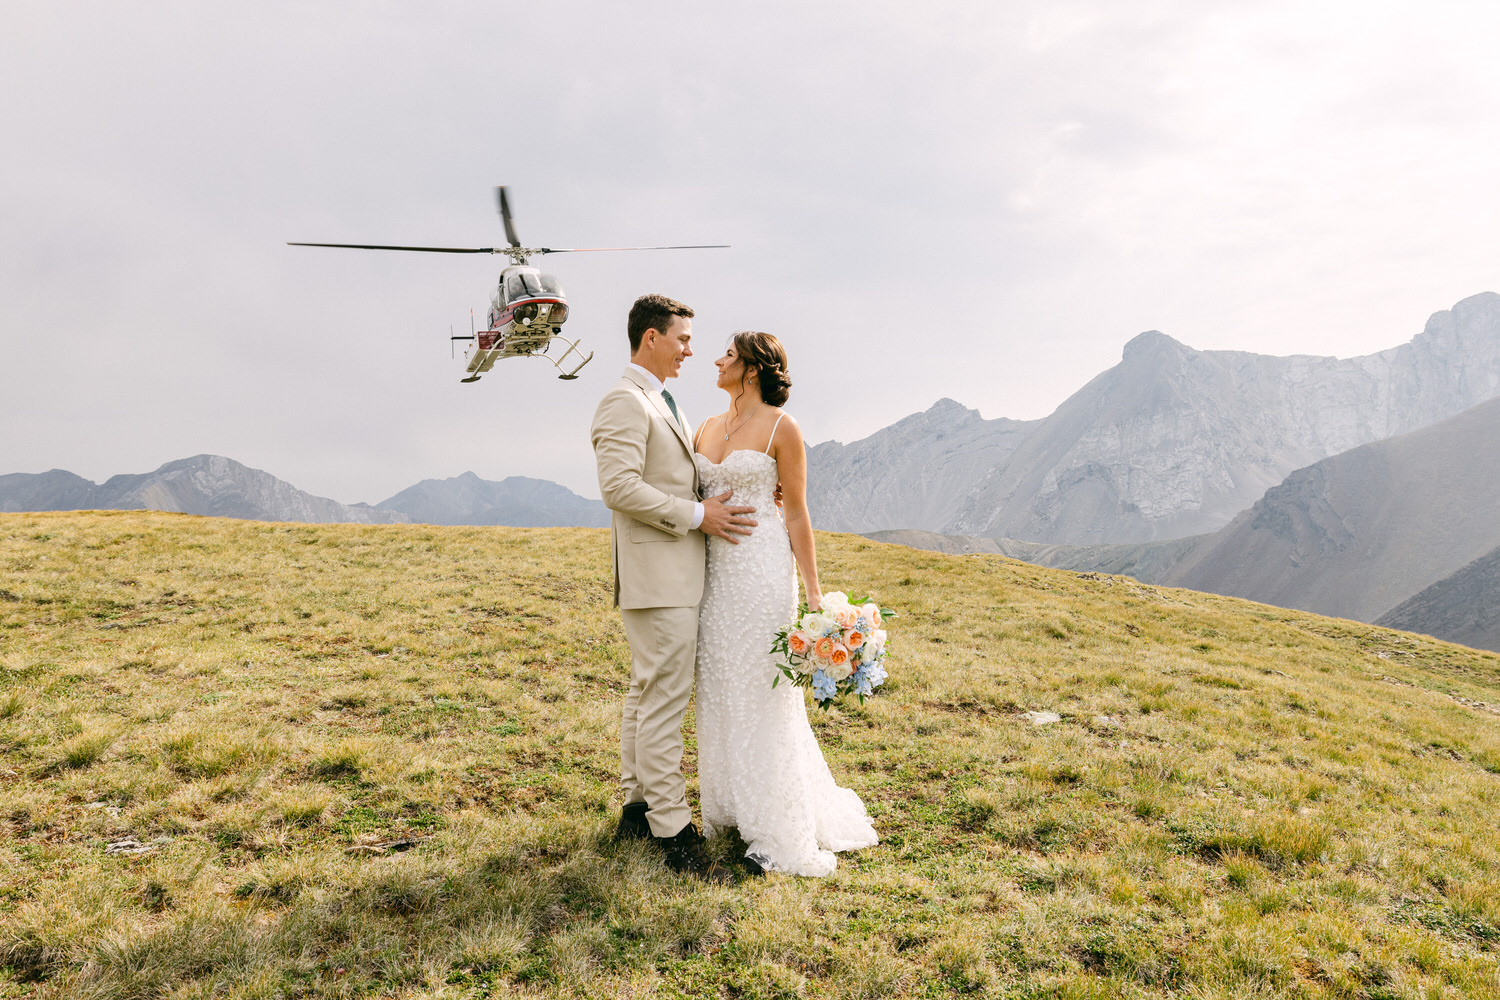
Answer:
[{"left": 590, "top": 293, "right": 756, "bottom": 882}]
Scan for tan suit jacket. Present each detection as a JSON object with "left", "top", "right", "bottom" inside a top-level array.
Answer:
[{"left": 591, "top": 367, "right": 706, "bottom": 609}]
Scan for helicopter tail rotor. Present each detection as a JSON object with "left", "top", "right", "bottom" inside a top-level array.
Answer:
[{"left": 497, "top": 186, "right": 520, "bottom": 248}]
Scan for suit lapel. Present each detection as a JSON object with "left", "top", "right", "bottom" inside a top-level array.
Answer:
[{"left": 622, "top": 368, "right": 694, "bottom": 458}]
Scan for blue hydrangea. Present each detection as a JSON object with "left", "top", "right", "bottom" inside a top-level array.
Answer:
[
  {"left": 862, "top": 659, "right": 888, "bottom": 690},
  {"left": 811, "top": 671, "right": 837, "bottom": 702}
]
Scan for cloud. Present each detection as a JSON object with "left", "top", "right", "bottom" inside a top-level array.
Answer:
[{"left": 2, "top": 0, "right": 1498, "bottom": 502}]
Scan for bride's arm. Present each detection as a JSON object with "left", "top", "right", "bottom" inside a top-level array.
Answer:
[{"left": 770, "top": 414, "right": 822, "bottom": 611}]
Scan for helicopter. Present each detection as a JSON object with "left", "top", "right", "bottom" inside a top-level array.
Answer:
[{"left": 289, "top": 187, "right": 728, "bottom": 382}]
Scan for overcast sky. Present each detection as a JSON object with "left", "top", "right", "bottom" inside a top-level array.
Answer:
[{"left": 4, "top": 0, "right": 1499, "bottom": 504}]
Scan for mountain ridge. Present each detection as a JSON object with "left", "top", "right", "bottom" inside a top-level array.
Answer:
[
  {"left": 809, "top": 291, "right": 1500, "bottom": 544},
  {"left": 0, "top": 457, "right": 607, "bottom": 528},
  {"left": 1377, "top": 545, "right": 1500, "bottom": 653},
  {"left": 872, "top": 395, "right": 1500, "bottom": 651},
  {"left": 0, "top": 456, "right": 408, "bottom": 524},
  {"left": 376, "top": 472, "right": 609, "bottom": 527}
]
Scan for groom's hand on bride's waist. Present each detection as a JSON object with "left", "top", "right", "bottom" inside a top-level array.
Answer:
[{"left": 701, "top": 490, "right": 757, "bottom": 544}]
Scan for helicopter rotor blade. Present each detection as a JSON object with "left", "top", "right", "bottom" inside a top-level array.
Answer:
[
  {"left": 287, "top": 242, "right": 497, "bottom": 253},
  {"left": 497, "top": 186, "right": 521, "bottom": 248},
  {"left": 537, "top": 245, "right": 731, "bottom": 254}
]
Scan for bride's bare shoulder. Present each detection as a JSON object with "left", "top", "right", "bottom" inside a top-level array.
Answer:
[{"left": 766, "top": 410, "right": 805, "bottom": 452}]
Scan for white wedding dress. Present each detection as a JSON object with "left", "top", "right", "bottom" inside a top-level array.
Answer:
[{"left": 693, "top": 446, "right": 878, "bottom": 876}]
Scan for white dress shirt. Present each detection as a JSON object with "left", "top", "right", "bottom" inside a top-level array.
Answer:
[{"left": 628, "top": 363, "right": 704, "bottom": 530}]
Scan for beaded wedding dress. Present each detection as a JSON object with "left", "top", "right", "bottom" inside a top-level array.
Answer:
[{"left": 693, "top": 447, "right": 878, "bottom": 876}]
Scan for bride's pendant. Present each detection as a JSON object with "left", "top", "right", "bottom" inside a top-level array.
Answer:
[{"left": 724, "top": 406, "right": 760, "bottom": 441}]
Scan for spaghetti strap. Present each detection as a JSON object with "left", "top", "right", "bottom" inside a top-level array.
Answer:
[
  {"left": 764, "top": 412, "right": 786, "bottom": 454},
  {"left": 693, "top": 417, "right": 708, "bottom": 452}
]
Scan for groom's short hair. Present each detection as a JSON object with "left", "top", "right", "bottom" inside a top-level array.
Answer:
[{"left": 628, "top": 294, "right": 694, "bottom": 353}]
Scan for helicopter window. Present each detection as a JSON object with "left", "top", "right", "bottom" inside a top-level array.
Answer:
[
  {"left": 539, "top": 274, "right": 564, "bottom": 296},
  {"left": 506, "top": 274, "right": 527, "bottom": 301},
  {"left": 521, "top": 272, "right": 545, "bottom": 296}
]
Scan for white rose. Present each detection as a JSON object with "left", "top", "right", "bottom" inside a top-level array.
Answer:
[
  {"left": 802, "top": 612, "right": 837, "bottom": 637},
  {"left": 823, "top": 656, "right": 854, "bottom": 681},
  {"left": 821, "top": 591, "right": 850, "bottom": 610}
]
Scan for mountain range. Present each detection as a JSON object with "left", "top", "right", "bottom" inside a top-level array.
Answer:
[
  {"left": 377, "top": 472, "right": 608, "bottom": 527},
  {"left": 0, "top": 457, "right": 606, "bottom": 528},
  {"left": 874, "top": 395, "right": 1500, "bottom": 652},
  {"left": 7, "top": 291, "right": 1499, "bottom": 652},
  {"left": 808, "top": 292, "right": 1500, "bottom": 544},
  {"left": 0, "top": 456, "right": 406, "bottom": 524}
]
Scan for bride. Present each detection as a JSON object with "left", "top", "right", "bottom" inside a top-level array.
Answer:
[{"left": 691, "top": 331, "right": 878, "bottom": 876}]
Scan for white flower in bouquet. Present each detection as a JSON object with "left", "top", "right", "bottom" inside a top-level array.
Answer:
[
  {"left": 861, "top": 602, "right": 883, "bottom": 627},
  {"left": 821, "top": 592, "right": 850, "bottom": 609},
  {"left": 801, "top": 611, "right": 838, "bottom": 638}
]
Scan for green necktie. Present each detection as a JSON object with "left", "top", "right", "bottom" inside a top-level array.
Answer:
[{"left": 660, "top": 388, "right": 684, "bottom": 431}]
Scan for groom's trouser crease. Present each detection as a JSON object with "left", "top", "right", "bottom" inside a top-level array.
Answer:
[{"left": 619, "top": 604, "right": 699, "bottom": 838}]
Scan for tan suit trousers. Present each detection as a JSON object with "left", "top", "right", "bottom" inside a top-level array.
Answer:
[{"left": 619, "top": 604, "right": 699, "bottom": 837}]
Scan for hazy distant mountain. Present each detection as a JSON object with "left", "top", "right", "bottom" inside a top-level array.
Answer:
[
  {"left": 0, "top": 469, "right": 98, "bottom": 511},
  {"left": 0, "top": 455, "right": 408, "bottom": 524},
  {"left": 863, "top": 528, "right": 1201, "bottom": 582},
  {"left": 376, "top": 472, "right": 609, "bottom": 527},
  {"left": 1377, "top": 546, "right": 1500, "bottom": 653},
  {"left": 805, "top": 399, "right": 1040, "bottom": 532},
  {"left": 811, "top": 292, "right": 1500, "bottom": 544},
  {"left": 1162, "top": 395, "right": 1500, "bottom": 622}
]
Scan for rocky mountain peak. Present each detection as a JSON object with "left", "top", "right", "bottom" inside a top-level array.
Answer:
[
  {"left": 1119, "top": 330, "right": 1186, "bottom": 364},
  {"left": 1415, "top": 291, "right": 1500, "bottom": 356},
  {"left": 919, "top": 398, "right": 984, "bottom": 432},
  {"left": 814, "top": 291, "right": 1500, "bottom": 546}
]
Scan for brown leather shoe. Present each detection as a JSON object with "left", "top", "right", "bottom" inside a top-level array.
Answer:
[
  {"left": 615, "top": 802, "right": 650, "bottom": 841},
  {"left": 656, "top": 824, "right": 732, "bottom": 883}
]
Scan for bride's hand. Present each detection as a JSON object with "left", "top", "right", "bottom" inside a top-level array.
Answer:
[{"left": 806, "top": 592, "right": 822, "bottom": 612}]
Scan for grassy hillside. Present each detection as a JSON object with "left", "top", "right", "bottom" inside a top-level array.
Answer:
[{"left": 2, "top": 511, "right": 1499, "bottom": 999}]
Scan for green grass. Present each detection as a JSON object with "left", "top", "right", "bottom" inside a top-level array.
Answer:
[{"left": 1, "top": 510, "right": 1499, "bottom": 998}]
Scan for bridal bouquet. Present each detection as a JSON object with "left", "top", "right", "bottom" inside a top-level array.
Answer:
[{"left": 771, "top": 592, "right": 892, "bottom": 709}]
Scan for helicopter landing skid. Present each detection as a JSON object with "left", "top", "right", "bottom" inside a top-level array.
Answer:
[{"left": 547, "top": 336, "right": 594, "bottom": 380}]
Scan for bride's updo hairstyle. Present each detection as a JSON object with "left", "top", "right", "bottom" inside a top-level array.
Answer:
[{"left": 731, "top": 331, "right": 792, "bottom": 407}]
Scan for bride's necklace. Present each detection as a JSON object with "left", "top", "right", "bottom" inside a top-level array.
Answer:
[{"left": 723, "top": 402, "right": 762, "bottom": 441}]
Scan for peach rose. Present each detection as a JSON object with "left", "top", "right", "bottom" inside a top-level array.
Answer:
[
  {"left": 861, "top": 603, "right": 882, "bottom": 627},
  {"left": 824, "top": 643, "right": 854, "bottom": 680},
  {"left": 813, "top": 635, "right": 836, "bottom": 661},
  {"left": 788, "top": 631, "right": 810, "bottom": 656},
  {"left": 845, "top": 629, "right": 865, "bottom": 650},
  {"left": 833, "top": 607, "right": 858, "bottom": 629}
]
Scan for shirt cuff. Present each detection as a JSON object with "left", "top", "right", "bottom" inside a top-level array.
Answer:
[{"left": 689, "top": 501, "right": 704, "bottom": 530}]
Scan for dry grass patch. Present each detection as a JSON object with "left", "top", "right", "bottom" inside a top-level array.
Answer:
[{"left": 2, "top": 511, "right": 1499, "bottom": 998}]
